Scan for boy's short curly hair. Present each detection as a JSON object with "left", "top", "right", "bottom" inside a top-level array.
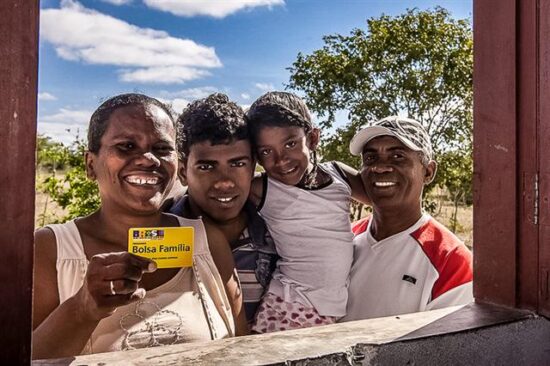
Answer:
[
  {"left": 87, "top": 93, "right": 176, "bottom": 154},
  {"left": 176, "top": 93, "right": 249, "bottom": 159},
  {"left": 246, "top": 91, "right": 313, "bottom": 139}
]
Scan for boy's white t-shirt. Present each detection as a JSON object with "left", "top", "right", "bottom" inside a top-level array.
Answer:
[{"left": 258, "top": 162, "right": 354, "bottom": 317}]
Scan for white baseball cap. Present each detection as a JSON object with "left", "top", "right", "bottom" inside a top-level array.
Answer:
[{"left": 349, "top": 116, "right": 433, "bottom": 160}]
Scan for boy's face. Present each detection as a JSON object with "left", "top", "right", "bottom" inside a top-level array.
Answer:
[
  {"left": 254, "top": 126, "right": 318, "bottom": 186},
  {"left": 179, "top": 139, "right": 254, "bottom": 223}
]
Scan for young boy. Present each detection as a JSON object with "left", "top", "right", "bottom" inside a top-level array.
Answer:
[{"left": 169, "top": 93, "right": 279, "bottom": 328}]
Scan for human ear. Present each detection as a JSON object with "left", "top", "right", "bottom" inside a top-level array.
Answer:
[
  {"left": 178, "top": 159, "right": 188, "bottom": 186},
  {"left": 307, "top": 128, "right": 321, "bottom": 150},
  {"left": 84, "top": 151, "right": 97, "bottom": 180},
  {"left": 424, "top": 160, "right": 437, "bottom": 185}
]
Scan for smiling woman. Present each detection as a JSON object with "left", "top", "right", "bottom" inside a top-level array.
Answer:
[
  {"left": 85, "top": 96, "right": 178, "bottom": 211},
  {"left": 32, "top": 93, "right": 241, "bottom": 359}
]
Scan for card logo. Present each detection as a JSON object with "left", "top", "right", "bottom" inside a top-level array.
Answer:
[{"left": 132, "top": 229, "right": 165, "bottom": 241}]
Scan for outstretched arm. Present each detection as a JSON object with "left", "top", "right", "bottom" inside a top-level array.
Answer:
[
  {"left": 334, "top": 161, "right": 371, "bottom": 205},
  {"left": 32, "top": 228, "right": 156, "bottom": 359},
  {"left": 204, "top": 221, "right": 249, "bottom": 336},
  {"left": 32, "top": 228, "right": 93, "bottom": 359}
]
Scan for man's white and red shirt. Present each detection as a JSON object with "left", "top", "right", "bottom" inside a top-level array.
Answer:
[{"left": 342, "top": 213, "right": 473, "bottom": 321}]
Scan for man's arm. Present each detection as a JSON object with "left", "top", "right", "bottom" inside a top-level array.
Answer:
[{"left": 333, "top": 161, "right": 371, "bottom": 205}]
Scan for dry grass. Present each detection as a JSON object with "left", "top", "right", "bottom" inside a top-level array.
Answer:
[{"left": 432, "top": 202, "right": 473, "bottom": 248}]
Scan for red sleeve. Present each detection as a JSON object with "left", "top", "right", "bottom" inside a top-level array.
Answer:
[
  {"left": 351, "top": 217, "right": 370, "bottom": 235},
  {"left": 411, "top": 219, "right": 473, "bottom": 301},
  {"left": 431, "top": 245, "right": 473, "bottom": 300}
]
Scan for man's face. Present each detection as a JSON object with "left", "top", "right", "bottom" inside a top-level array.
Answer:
[
  {"left": 180, "top": 139, "right": 254, "bottom": 224},
  {"left": 360, "top": 135, "right": 435, "bottom": 213}
]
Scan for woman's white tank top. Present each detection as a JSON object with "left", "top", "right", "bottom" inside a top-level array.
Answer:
[{"left": 46, "top": 215, "right": 233, "bottom": 354}]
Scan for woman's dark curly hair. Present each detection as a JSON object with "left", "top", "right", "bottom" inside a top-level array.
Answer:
[
  {"left": 87, "top": 93, "right": 176, "bottom": 153},
  {"left": 176, "top": 93, "right": 249, "bottom": 159}
]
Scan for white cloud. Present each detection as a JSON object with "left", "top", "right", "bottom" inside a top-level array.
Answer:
[
  {"left": 143, "top": 0, "right": 284, "bottom": 18},
  {"left": 255, "top": 82, "right": 275, "bottom": 92},
  {"left": 38, "top": 92, "right": 58, "bottom": 101},
  {"left": 40, "top": 1, "right": 221, "bottom": 84},
  {"left": 40, "top": 108, "right": 91, "bottom": 125},
  {"left": 119, "top": 66, "right": 210, "bottom": 84},
  {"left": 241, "top": 93, "right": 250, "bottom": 100},
  {"left": 38, "top": 108, "right": 92, "bottom": 144},
  {"left": 100, "top": 0, "right": 132, "bottom": 5}
]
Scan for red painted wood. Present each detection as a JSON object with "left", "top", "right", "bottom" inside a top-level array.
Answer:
[
  {"left": 0, "top": 0, "right": 39, "bottom": 363},
  {"left": 517, "top": 0, "right": 540, "bottom": 311},
  {"left": 473, "top": 0, "right": 518, "bottom": 307},
  {"left": 538, "top": 0, "right": 550, "bottom": 318}
]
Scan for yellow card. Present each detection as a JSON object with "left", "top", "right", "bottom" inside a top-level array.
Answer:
[{"left": 128, "top": 227, "right": 194, "bottom": 268}]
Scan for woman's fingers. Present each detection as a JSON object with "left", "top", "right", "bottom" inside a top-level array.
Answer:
[
  {"left": 105, "top": 278, "right": 140, "bottom": 296},
  {"left": 84, "top": 252, "right": 158, "bottom": 311},
  {"left": 104, "top": 263, "right": 144, "bottom": 282},
  {"left": 97, "top": 252, "right": 157, "bottom": 273}
]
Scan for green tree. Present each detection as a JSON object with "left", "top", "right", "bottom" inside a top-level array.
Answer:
[
  {"left": 40, "top": 138, "right": 100, "bottom": 223},
  {"left": 288, "top": 7, "right": 473, "bottom": 215},
  {"left": 36, "top": 135, "right": 70, "bottom": 171},
  {"left": 437, "top": 148, "right": 473, "bottom": 232}
]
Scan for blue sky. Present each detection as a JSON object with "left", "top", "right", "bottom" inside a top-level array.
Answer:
[{"left": 38, "top": 0, "right": 472, "bottom": 144}]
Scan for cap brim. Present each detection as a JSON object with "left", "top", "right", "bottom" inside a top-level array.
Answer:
[
  {"left": 350, "top": 126, "right": 394, "bottom": 156},
  {"left": 349, "top": 126, "right": 422, "bottom": 156}
]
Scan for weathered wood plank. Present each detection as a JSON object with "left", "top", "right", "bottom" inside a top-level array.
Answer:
[
  {"left": 517, "top": 0, "right": 540, "bottom": 311},
  {"left": 0, "top": 0, "right": 39, "bottom": 363},
  {"left": 538, "top": 0, "right": 550, "bottom": 318},
  {"left": 473, "top": 0, "right": 518, "bottom": 306}
]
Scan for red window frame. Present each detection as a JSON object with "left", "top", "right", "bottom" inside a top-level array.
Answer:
[
  {"left": 2, "top": 0, "right": 550, "bottom": 363},
  {"left": 474, "top": 0, "right": 550, "bottom": 316}
]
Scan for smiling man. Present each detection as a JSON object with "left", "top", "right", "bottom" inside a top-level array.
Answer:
[
  {"left": 341, "top": 116, "right": 473, "bottom": 321},
  {"left": 168, "top": 93, "right": 278, "bottom": 326}
]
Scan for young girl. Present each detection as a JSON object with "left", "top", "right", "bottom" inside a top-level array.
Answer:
[{"left": 247, "top": 91, "right": 368, "bottom": 333}]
